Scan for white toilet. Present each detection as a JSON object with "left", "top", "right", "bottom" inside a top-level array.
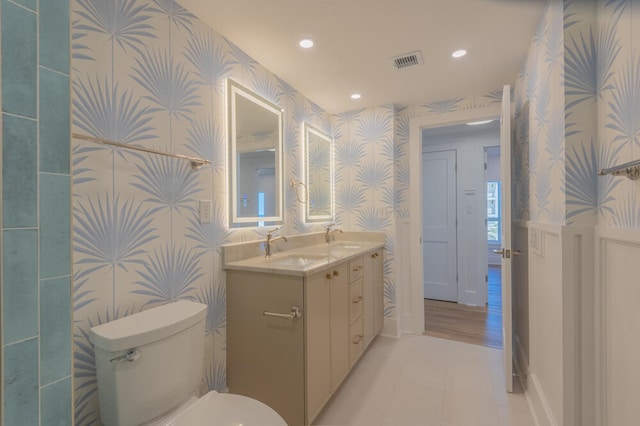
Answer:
[{"left": 89, "top": 300, "right": 287, "bottom": 426}]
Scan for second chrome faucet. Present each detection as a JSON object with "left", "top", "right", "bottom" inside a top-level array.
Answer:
[
  {"left": 325, "top": 223, "right": 343, "bottom": 243},
  {"left": 264, "top": 227, "right": 288, "bottom": 257}
]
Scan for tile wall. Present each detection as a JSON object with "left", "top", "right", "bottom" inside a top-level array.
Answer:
[{"left": 1, "top": 0, "right": 72, "bottom": 425}]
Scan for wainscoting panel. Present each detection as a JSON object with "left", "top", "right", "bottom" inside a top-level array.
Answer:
[
  {"left": 597, "top": 227, "right": 640, "bottom": 426},
  {"left": 528, "top": 224, "right": 563, "bottom": 426},
  {"left": 523, "top": 223, "right": 594, "bottom": 426}
]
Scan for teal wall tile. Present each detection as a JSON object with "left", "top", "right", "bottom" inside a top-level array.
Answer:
[
  {"left": 40, "top": 174, "right": 71, "bottom": 278},
  {"left": 2, "top": 229, "right": 38, "bottom": 344},
  {"left": 2, "top": 114, "right": 37, "bottom": 228},
  {"left": 1, "top": 0, "right": 37, "bottom": 117},
  {"left": 40, "top": 0, "right": 70, "bottom": 74},
  {"left": 40, "top": 69, "right": 70, "bottom": 174},
  {"left": 11, "top": 0, "right": 37, "bottom": 12},
  {"left": 40, "top": 276, "right": 72, "bottom": 385},
  {"left": 41, "top": 377, "right": 73, "bottom": 426},
  {"left": 3, "top": 338, "right": 39, "bottom": 426}
]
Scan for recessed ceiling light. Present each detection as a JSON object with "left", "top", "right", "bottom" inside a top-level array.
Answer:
[
  {"left": 350, "top": 93, "right": 362, "bottom": 100},
  {"left": 466, "top": 119, "right": 494, "bottom": 126},
  {"left": 452, "top": 49, "right": 467, "bottom": 58},
  {"left": 299, "top": 38, "right": 314, "bottom": 49}
]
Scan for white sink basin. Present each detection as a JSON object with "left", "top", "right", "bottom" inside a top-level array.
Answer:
[
  {"left": 329, "top": 242, "right": 362, "bottom": 250},
  {"left": 267, "top": 254, "right": 328, "bottom": 267}
]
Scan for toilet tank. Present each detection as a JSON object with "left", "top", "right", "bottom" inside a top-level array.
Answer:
[{"left": 89, "top": 300, "right": 208, "bottom": 426}]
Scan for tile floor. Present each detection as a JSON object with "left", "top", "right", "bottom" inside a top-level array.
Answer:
[{"left": 314, "top": 334, "right": 535, "bottom": 426}]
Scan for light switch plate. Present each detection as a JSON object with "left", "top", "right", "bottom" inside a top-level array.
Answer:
[{"left": 198, "top": 200, "right": 212, "bottom": 224}]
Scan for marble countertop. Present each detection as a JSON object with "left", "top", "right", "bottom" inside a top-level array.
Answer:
[{"left": 223, "top": 239, "right": 384, "bottom": 277}]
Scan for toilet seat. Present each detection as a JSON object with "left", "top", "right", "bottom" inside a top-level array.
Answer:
[{"left": 155, "top": 391, "right": 287, "bottom": 426}]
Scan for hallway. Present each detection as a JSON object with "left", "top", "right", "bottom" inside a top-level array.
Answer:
[{"left": 424, "top": 266, "right": 502, "bottom": 349}]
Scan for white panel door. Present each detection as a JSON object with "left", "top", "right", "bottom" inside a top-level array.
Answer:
[
  {"left": 422, "top": 149, "right": 457, "bottom": 302},
  {"left": 499, "top": 85, "right": 514, "bottom": 393}
]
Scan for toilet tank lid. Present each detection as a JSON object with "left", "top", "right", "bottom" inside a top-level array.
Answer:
[{"left": 89, "top": 300, "right": 207, "bottom": 352}]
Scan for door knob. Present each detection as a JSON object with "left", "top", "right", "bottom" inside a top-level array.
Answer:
[{"left": 493, "top": 248, "right": 514, "bottom": 259}]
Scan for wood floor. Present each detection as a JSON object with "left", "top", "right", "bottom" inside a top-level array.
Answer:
[{"left": 424, "top": 265, "right": 502, "bottom": 349}]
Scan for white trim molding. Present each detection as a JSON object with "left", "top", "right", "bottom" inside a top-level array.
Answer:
[
  {"left": 406, "top": 105, "right": 501, "bottom": 335},
  {"left": 595, "top": 226, "right": 640, "bottom": 426},
  {"left": 516, "top": 222, "right": 595, "bottom": 426}
]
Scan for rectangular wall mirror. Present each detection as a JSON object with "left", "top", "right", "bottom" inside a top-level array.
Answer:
[
  {"left": 304, "top": 123, "right": 334, "bottom": 222},
  {"left": 228, "top": 79, "right": 284, "bottom": 226}
]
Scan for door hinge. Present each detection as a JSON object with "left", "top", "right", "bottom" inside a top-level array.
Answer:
[
  {"left": 485, "top": 274, "right": 488, "bottom": 282},
  {"left": 484, "top": 162, "right": 487, "bottom": 170},
  {"left": 455, "top": 163, "right": 457, "bottom": 172},
  {"left": 456, "top": 273, "right": 459, "bottom": 282}
]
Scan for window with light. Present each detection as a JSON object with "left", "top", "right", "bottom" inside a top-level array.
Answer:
[{"left": 487, "top": 181, "right": 501, "bottom": 242}]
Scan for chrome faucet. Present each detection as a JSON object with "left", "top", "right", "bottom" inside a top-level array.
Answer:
[
  {"left": 325, "top": 223, "right": 343, "bottom": 243},
  {"left": 264, "top": 227, "right": 288, "bottom": 257}
]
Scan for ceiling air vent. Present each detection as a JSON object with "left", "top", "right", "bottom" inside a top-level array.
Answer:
[{"left": 391, "top": 50, "right": 424, "bottom": 69}]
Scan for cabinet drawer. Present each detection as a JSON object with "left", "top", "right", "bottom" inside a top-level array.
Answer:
[
  {"left": 349, "top": 256, "right": 364, "bottom": 282},
  {"left": 349, "top": 316, "right": 364, "bottom": 367},
  {"left": 349, "top": 278, "right": 363, "bottom": 324}
]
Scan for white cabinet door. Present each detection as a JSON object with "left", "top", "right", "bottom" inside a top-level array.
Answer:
[{"left": 305, "top": 271, "right": 331, "bottom": 421}]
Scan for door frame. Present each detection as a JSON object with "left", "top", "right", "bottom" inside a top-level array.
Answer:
[{"left": 407, "top": 106, "right": 501, "bottom": 335}]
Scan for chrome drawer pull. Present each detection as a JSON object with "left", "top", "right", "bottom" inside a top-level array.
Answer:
[
  {"left": 263, "top": 306, "right": 302, "bottom": 320},
  {"left": 352, "top": 296, "right": 363, "bottom": 304}
]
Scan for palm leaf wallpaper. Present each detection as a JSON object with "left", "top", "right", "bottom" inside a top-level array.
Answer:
[{"left": 68, "top": 0, "right": 640, "bottom": 422}]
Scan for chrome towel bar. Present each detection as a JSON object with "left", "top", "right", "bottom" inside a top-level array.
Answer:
[
  {"left": 72, "top": 133, "right": 212, "bottom": 170},
  {"left": 598, "top": 159, "right": 640, "bottom": 180}
]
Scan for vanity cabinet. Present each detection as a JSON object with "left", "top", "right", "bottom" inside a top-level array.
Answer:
[
  {"left": 348, "top": 256, "right": 365, "bottom": 367},
  {"left": 226, "top": 249, "right": 383, "bottom": 426},
  {"left": 364, "top": 249, "right": 384, "bottom": 347}
]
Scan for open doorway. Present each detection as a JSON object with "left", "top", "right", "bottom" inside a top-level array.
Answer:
[{"left": 421, "top": 121, "right": 503, "bottom": 349}]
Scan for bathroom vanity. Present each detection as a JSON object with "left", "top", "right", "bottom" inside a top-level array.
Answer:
[{"left": 223, "top": 234, "right": 384, "bottom": 426}]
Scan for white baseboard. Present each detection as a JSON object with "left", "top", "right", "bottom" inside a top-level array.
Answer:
[
  {"left": 527, "top": 373, "right": 559, "bottom": 426},
  {"left": 380, "top": 317, "right": 400, "bottom": 338}
]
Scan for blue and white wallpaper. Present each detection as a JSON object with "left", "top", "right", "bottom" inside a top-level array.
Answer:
[
  {"left": 513, "top": 0, "right": 566, "bottom": 225},
  {"left": 597, "top": 0, "right": 640, "bottom": 228},
  {"left": 334, "top": 105, "right": 397, "bottom": 317},
  {"left": 70, "top": 0, "right": 397, "bottom": 423},
  {"left": 513, "top": 0, "right": 640, "bottom": 228},
  {"left": 65, "top": 0, "right": 640, "bottom": 422}
]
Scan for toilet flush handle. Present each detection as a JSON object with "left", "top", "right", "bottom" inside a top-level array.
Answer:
[{"left": 110, "top": 348, "right": 141, "bottom": 363}]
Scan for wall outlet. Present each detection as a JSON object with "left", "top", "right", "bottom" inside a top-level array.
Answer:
[{"left": 199, "top": 200, "right": 212, "bottom": 224}]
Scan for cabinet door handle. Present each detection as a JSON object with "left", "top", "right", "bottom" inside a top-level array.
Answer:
[
  {"left": 333, "top": 270, "right": 340, "bottom": 277},
  {"left": 352, "top": 296, "right": 363, "bottom": 304},
  {"left": 326, "top": 273, "right": 332, "bottom": 280},
  {"left": 263, "top": 306, "right": 302, "bottom": 320},
  {"left": 352, "top": 335, "right": 363, "bottom": 344},
  {"left": 375, "top": 252, "right": 379, "bottom": 257}
]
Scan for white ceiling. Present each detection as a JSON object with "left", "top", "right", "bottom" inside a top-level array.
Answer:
[{"left": 178, "top": 0, "right": 546, "bottom": 114}]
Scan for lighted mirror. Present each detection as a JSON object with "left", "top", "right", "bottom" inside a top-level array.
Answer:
[
  {"left": 228, "top": 79, "right": 283, "bottom": 226},
  {"left": 304, "top": 123, "right": 334, "bottom": 222}
]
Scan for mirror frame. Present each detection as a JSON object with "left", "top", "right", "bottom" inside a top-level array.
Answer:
[
  {"left": 304, "top": 123, "right": 334, "bottom": 222},
  {"left": 227, "top": 78, "right": 284, "bottom": 226}
]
